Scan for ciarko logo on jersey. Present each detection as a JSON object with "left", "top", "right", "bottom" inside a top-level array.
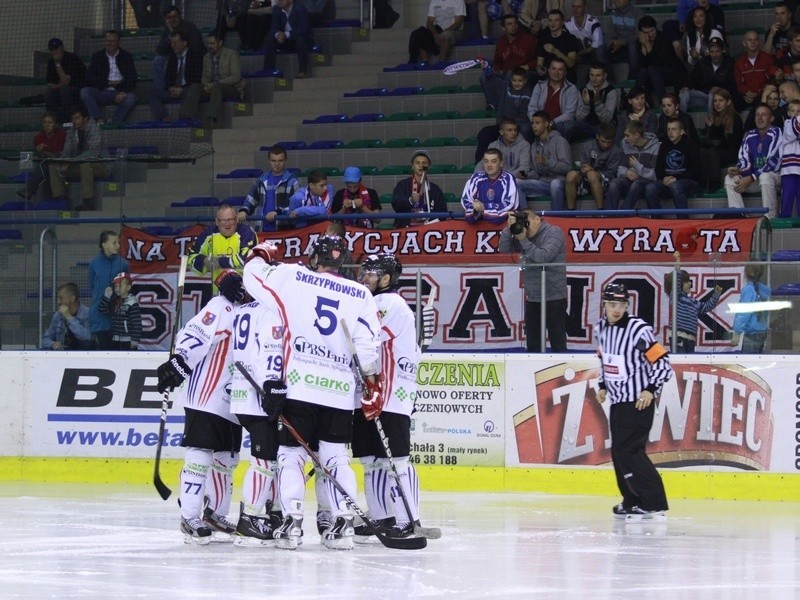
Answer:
[{"left": 288, "top": 369, "right": 351, "bottom": 395}]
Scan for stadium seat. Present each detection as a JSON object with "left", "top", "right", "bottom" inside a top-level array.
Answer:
[
  {"left": 343, "top": 88, "right": 388, "bottom": 97},
  {"left": 422, "top": 137, "right": 460, "bottom": 147},
  {"left": 266, "top": 141, "right": 306, "bottom": 150},
  {"left": 422, "top": 110, "right": 461, "bottom": 120},
  {"left": 384, "top": 138, "right": 420, "bottom": 148},
  {"left": 387, "top": 86, "right": 424, "bottom": 96},
  {"left": 386, "top": 112, "right": 423, "bottom": 121},
  {"left": 172, "top": 196, "right": 220, "bottom": 207},
  {"left": 302, "top": 114, "right": 347, "bottom": 124},
  {"left": 423, "top": 85, "right": 463, "bottom": 95},
  {"left": 217, "top": 168, "right": 263, "bottom": 179},
  {"left": 379, "top": 165, "right": 410, "bottom": 175},
  {"left": 306, "top": 140, "right": 344, "bottom": 149},
  {"left": 0, "top": 229, "right": 22, "bottom": 240},
  {"left": 343, "top": 139, "right": 382, "bottom": 148},
  {"left": 223, "top": 196, "right": 247, "bottom": 207},
  {"left": 356, "top": 166, "right": 379, "bottom": 175},
  {"left": 426, "top": 164, "right": 457, "bottom": 174},
  {"left": 347, "top": 113, "right": 385, "bottom": 122}
]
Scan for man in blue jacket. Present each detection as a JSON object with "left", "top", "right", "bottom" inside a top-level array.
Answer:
[
  {"left": 89, "top": 231, "right": 130, "bottom": 350},
  {"left": 264, "top": 0, "right": 313, "bottom": 78},
  {"left": 287, "top": 169, "right": 332, "bottom": 228},
  {"left": 237, "top": 145, "right": 301, "bottom": 231}
]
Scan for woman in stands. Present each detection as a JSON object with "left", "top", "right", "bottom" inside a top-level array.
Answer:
[
  {"left": 683, "top": 7, "right": 722, "bottom": 67},
  {"left": 700, "top": 88, "right": 744, "bottom": 191},
  {"left": 656, "top": 93, "right": 699, "bottom": 144},
  {"left": 615, "top": 86, "right": 657, "bottom": 144}
]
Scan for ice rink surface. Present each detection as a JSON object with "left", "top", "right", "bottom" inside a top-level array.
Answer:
[{"left": 0, "top": 483, "right": 798, "bottom": 600}]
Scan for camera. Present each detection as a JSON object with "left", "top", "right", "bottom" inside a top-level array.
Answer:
[{"left": 509, "top": 211, "right": 529, "bottom": 235}]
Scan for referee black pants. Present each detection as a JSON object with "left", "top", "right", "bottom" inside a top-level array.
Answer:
[{"left": 610, "top": 401, "right": 668, "bottom": 512}]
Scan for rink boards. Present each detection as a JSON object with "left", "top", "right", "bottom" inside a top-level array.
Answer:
[{"left": 1, "top": 351, "right": 798, "bottom": 501}]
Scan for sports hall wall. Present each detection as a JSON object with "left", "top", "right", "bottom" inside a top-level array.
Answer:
[{"left": 2, "top": 351, "right": 798, "bottom": 501}]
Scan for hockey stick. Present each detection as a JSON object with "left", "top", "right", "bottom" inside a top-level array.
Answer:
[
  {"left": 153, "top": 254, "right": 188, "bottom": 501},
  {"left": 442, "top": 57, "right": 488, "bottom": 75},
  {"left": 234, "top": 361, "right": 427, "bottom": 550},
  {"left": 341, "top": 322, "right": 441, "bottom": 540}
]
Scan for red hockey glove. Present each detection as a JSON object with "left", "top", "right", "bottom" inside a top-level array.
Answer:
[{"left": 361, "top": 374, "right": 385, "bottom": 421}]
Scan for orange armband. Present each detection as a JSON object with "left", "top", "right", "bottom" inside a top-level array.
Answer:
[{"left": 644, "top": 342, "right": 668, "bottom": 364}]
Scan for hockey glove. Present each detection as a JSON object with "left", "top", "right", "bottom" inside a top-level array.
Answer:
[
  {"left": 215, "top": 269, "right": 245, "bottom": 304},
  {"left": 421, "top": 304, "right": 435, "bottom": 351},
  {"left": 157, "top": 354, "right": 192, "bottom": 393},
  {"left": 361, "top": 374, "right": 385, "bottom": 421},
  {"left": 261, "top": 379, "right": 288, "bottom": 422},
  {"left": 246, "top": 241, "right": 279, "bottom": 265}
]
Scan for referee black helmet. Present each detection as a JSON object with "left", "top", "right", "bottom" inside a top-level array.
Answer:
[{"left": 602, "top": 282, "right": 628, "bottom": 302}]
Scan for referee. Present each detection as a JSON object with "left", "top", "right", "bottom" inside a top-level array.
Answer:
[{"left": 595, "top": 282, "right": 673, "bottom": 522}]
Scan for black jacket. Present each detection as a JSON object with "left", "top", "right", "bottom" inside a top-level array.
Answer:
[
  {"left": 687, "top": 55, "right": 736, "bottom": 95},
  {"left": 165, "top": 49, "right": 203, "bottom": 87},
  {"left": 655, "top": 134, "right": 702, "bottom": 182},
  {"left": 46, "top": 51, "right": 87, "bottom": 87},
  {"left": 85, "top": 48, "right": 138, "bottom": 93},
  {"left": 391, "top": 176, "right": 448, "bottom": 228}
]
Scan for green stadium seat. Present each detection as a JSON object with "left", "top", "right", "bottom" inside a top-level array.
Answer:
[
  {"left": 460, "top": 137, "right": 477, "bottom": 146},
  {"left": 422, "top": 136, "right": 460, "bottom": 146},
  {"left": 463, "top": 84, "right": 483, "bottom": 94},
  {"left": 343, "top": 139, "right": 382, "bottom": 148},
  {"left": 384, "top": 137, "right": 420, "bottom": 147},
  {"left": 426, "top": 164, "right": 457, "bottom": 174},
  {"left": 456, "top": 163, "right": 476, "bottom": 173},
  {"left": 461, "top": 109, "right": 495, "bottom": 119},
  {"left": 379, "top": 165, "right": 411, "bottom": 175},
  {"left": 423, "top": 85, "right": 463, "bottom": 94},
  {"left": 386, "top": 111, "right": 423, "bottom": 121},
  {"left": 356, "top": 166, "right": 379, "bottom": 175},
  {"left": 422, "top": 110, "right": 461, "bottom": 120}
]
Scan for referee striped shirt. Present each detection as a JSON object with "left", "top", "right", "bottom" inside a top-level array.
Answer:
[{"left": 596, "top": 313, "right": 673, "bottom": 404}]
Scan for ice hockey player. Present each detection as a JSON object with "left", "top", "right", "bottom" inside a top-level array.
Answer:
[
  {"left": 156, "top": 269, "right": 246, "bottom": 544},
  {"left": 353, "top": 253, "right": 424, "bottom": 540},
  {"left": 243, "top": 236, "right": 383, "bottom": 550}
]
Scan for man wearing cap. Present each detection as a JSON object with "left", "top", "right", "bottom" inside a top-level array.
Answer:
[
  {"left": 595, "top": 281, "right": 673, "bottom": 523},
  {"left": 44, "top": 38, "right": 87, "bottom": 124},
  {"left": 331, "top": 167, "right": 382, "bottom": 228},
  {"left": 391, "top": 149, "right": 449, "bottom": 228},
  {"left": 679, "top": 35, "right": 738, "bottom": 114}
]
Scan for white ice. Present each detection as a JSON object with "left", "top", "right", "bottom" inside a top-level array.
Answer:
[{"left": 0, "top": 484, "right": 798, "bottom": 600}]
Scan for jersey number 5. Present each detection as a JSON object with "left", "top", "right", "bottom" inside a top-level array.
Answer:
[{"left": 314, "top": 296, "right": 339, "bottom": 336}]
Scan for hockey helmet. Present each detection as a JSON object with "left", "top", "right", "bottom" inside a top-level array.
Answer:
[
  {"left": 360, "top": 253, "right": 403, "bottom": 288},
  {"left": 215, "top": 269, "right": 245, "bottom": 304},
  {"left": 602, "top": 282, "right": 629, "bottom": 303},
  {"left": 310, "top": 235, "right": 345, "bottom": 269}
]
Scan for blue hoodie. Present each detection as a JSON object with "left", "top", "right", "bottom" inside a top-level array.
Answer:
[{"left": 88, "top": 251, "right": 130, "bottom": 333}]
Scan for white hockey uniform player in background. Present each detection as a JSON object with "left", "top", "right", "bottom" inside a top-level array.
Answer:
[
  {"left": 156, "top": 269, "right": 246, "bottom": 544},
  {"left": 243, "top": 236, "right": 383, "bottom": 550},
  {"left": 229, "top": 281, "right": 286, "bottom": 545},
  {"left": 353, "top": 253, "right": 423, "bottom": 540}
]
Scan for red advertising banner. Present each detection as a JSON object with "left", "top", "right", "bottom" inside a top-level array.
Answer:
[{"left": 121, "top": 217, "right": 759, "bottom": 272}]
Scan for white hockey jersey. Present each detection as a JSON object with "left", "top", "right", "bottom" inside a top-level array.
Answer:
[
  {"left": 243, "top": 259, "right": 381, "bottom": 411},
  {"left": 173, "top": 295, "right": 238, "bottom": 423},
  {"left": 230, "top": 300, "right": 285, "bottom": 417},
  {"left": 374, "top": 291, "right": 420, "bottom": 417}
]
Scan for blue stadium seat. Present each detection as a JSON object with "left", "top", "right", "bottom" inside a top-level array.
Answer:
[
  {"left": 0, "top": 201, "right": 29, "bottom": 211},
  {"left": 344, "top": 88, "right": 389, "bottom": 97},
  {"left": 0, "top": 229, "right": 22, "bottom": 240},
  {"left": 242, "top": 69, "right": 284, "bottom": 78},
  {"left": 217, "top": 168, "right": 263, "bottom": 179},
  {"left": 263, "top": 141, "right": 306, "bottom": 151},
  {"left": 387, "top": 86, "right": 424, "bottom": 95},
  {"left": 302, "top": 114, "right": 347, "bottom": 124},
  {"left": 306, "top": 140, "right": 344, "bottom": 149},
  {"left": 347, "top": 113, "right": 384, "bottom": 123},
  {"left": 171, "top": 196, "right": 220, "bottom": 207}
]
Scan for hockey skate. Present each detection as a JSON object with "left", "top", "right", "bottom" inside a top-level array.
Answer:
[
  {"left": 612, "top": 503, "right": 633, "bottom": 520},
  {"left": 625, "top": 507, "right": 667, "bottom": 523},
  {"left": 273, "top": 515, "right": 303, "bottom": 550},
  {"left": 180, "top": 517, "right": 213, "bottom": 545},
  {"left": 354, "top": 516, "right": 394, "bottom": 544},
  {"left": 202, "top": 498, "right": 236, "bottom": 542},
  {"left": 316, "top": 509, "right": 333, "bottom": 535},
  {"left": 321, "top": 515, "right": 355, "bottom": 550},
  {"left": 234, "top": 512, "right": 276, "bottom": 547}
]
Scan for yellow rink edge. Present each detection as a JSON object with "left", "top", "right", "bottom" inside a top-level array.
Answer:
[{"left": 1, "top": 458, "right": 798, "bottom": 501}]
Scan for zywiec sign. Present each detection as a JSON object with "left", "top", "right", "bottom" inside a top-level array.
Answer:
[{"left": 514, "top": 363, "right": 773, "bottom": 470}]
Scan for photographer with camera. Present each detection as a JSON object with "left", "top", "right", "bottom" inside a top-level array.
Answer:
[{"left": 499, "top": 209, "right": 568, "bottom": 352}]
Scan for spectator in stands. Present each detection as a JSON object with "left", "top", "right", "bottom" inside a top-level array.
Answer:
[
  {"left": 215, "top": 0, "right": 248, "bottom": 46},
  {"left": 200, "top": 33, "right": 246, "bottom": 129},
  {"left": 527, "top": 57, "right": 579, "bottom": 140},
  {"left": 18, "top": 112, "right": 65, "bottom": 201},
  {"left": 764, "top": 2, "right": 797, "bottom": 55},
  {"left": 774, "top": 27, "right": 800, "bottom": 77},
  {"left": 476, "top": 67, "right": 534, "bottom": 161},
  {"left": 572, "top": 62, "right": 618, "bottom": 139},
  {"left": 98, "top": 272, "right": 142, "bottom": 350},
  {"left": 41, "top": 282, "right": 94, "bottom": 350},
  {"left": 680, "top": 35, "right": 737, "bottom": 113},
  {"left": 779, "top": 99, "right": 800, "bottom": 217},
  {"left": 238, "top": 145, "right": 301, "bottom": 231},
  {"left": 735, "top": 30, "right": 776, "bottom": 109},
  {"left": 700, "top": 88, "right": 744, "bottom": 191},
  {"left": 606, "top": 120, "right": 661, "bottom": 209},
  {"left": 130, "top": 0, "right": 163, "bottom": 28},
  {"left": 565, "top": 0, "right": 607, "bottom": 67},
  {"left": 331, "top": 167, "right": 382, "bottom": 228},
  {"left": 657, "top": 93, "right": 699, "bottom": 144},
  {"left": 676, "top": 0, "right": 725, "bottom": 35},
  {"left": 242, "top": 1, "right": 272, "bottom": 51},
  {"left": 516, "top": 110, "right": 570, "bottom": 208},
  {"left": 462, "top": 148, "right": 520, "bottom": 223},
  {"left": 148, "top": 29, "right": 204, "bottom": 122},
  {"left": 300, "top": 0, "right": 335, "bottom": 28},
  {"left": 408, "top": 0, "right": 466, "bottom": 63},
  {"left": 635, "top": 16, "right": 688, "bottom": 108},
  {"left": 645, "top": 118, "right": 703, "bottom": 211},
  {"left": 154, "top": 5, "right": 204, "bottom": 92},
  {"left": 517, "top": 0, "right": 564, "bottom": 36},
  {"left": 48, "top": 106, "right": 109, "bottom": 212},
  {"left": 287, "top": 169, "right": 334, "bottom": 227},
  {"left": 44, "top": 38, "right": 86, "bottom": 124},
  {"left": 725, "top": 103, "right": 781, "bottom": 218},
  {"left": 480, "top": 119, "right": 531, "bottom": 179},
  {"left": 565, "top": 123, "right": 623, "bottom": 210},
  {"left": 264, "top": 0, "right": 313, "bottom": 78},
  {"left": 80, "top": 30, "right": 138, "bottom": 125},
  {"left": 683, "top": 7, "right": 722, "bottom": 67},
  {"left": 372, "top": 0, "right": 401, "bottom": 29},
  {"left": 664, "top": 267, "right": 722, "bottom": 353},
  {"left": 189, "top": 204, "right": 257, "bottom": 286},
  {"left": 615, "top": 85, "right": 658, "bottom": 144},
  {"left": 481, "top": 14, "right": 538, "bottom": 111},
  {"left": 607, "top": 0, "right": 643, "bottom": 80},
  {"left": 391, "top": 149, "right": 449, "bottom": 227},
  {"left": 89, "top": 231, "right": 130, "bottom": 350},
  {"left": 767, "top": 87, "right": 785, "bottom": 128},
  {"left": 499, "top": 209, "right": 567, "bottom": 352},
  {"left": 535, "top": 9, "right": 581, "bottom": 82}
]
